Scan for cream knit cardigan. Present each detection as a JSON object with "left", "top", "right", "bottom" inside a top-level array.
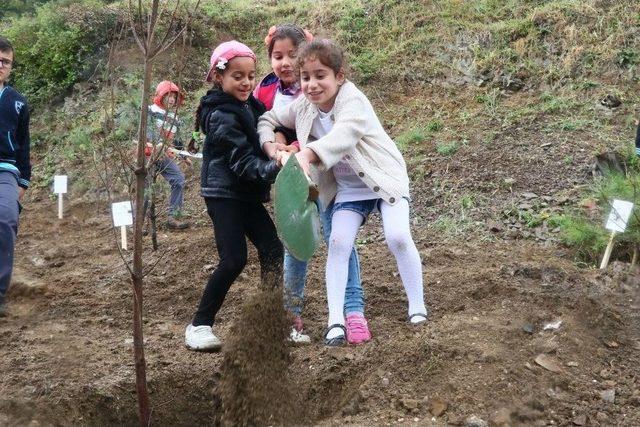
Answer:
[{"left": 257, "top": 81, "right": 410, "bottom": 209}]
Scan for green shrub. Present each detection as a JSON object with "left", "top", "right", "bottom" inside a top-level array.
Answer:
[
  {"left": 1, "top": 0, "right": 117, "bottom": 102},
  {"left": 559, "top": 170, "right": 640, "bottom": 263},
  {"left": 617, "top": 48, "right": 638, "bottom": 68},
  {"left": 397, "top": 127, "right": 428, "bottom": 151},
  {"left": 426, "top": 119, "right": 444, "bottom": 132},
  {"left": 396, "top": 120, "right": 444, "bottom": 151},
  {"left": 0, "top": 0, "right": 52, "bottom": 19},
  {"left": 436, "top": 141, "right": 459, "bottom": 156},
  {"left": 557, "top": 214, "right": 608, "bottom": 261}
]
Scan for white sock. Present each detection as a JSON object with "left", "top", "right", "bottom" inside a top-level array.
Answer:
[
  {"left": 380, "top": 199, "right": 427, "bottom": 317},
  {"left": 325, "top": 209, "right": 363, "bottom": 338}
]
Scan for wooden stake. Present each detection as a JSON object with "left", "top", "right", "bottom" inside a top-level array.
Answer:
[
  {"left": 599, "top": 231, "right": 616, "bottom": 269},
  {"left": 121, "top": 225, "right": 128, "bottom": 250},
  {"left": 58, "top": 194, "right": 63, "bottom": 219}
]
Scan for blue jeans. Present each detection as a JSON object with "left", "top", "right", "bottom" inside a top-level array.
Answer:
[
  {"left": 146, "top": 157, "right": 185, "bottom": 216},
  {"left": 284, "top": 201, "right": 365, "bottom": 316},
  {"left": 0, "top": 170, "right": 20, "bottom": 302},
  {"left": 332, "top": 198, "right": 380, "bottom": 221}
]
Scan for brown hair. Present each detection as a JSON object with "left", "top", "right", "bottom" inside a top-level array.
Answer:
[
  {"left": 267, "top": 24, "right": 308, "bottom": 57},
  {"left": 296, "top": 39, "right": 345, "bottom": 76}
]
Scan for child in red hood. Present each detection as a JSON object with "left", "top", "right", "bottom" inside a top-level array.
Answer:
[{"left": 145, "top": 80, "right": 190, "bottom": 229}]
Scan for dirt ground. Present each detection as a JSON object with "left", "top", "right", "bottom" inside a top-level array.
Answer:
[
  {"left": 1, "top": 151, "right": 639, "bottom": 427},
  {"left": 1, "top": 93, "right": 640, "bottom": 426}
]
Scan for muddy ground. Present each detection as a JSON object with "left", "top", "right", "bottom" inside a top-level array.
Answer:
[{"left": 1, "top": 104, "right": 640, "bottom": 426}]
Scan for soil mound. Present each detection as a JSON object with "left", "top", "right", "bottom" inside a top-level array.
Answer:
[{"left": 217, "top": 285, "right": 298, "bottom": 426}]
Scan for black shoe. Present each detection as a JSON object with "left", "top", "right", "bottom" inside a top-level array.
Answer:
[{"left": 324, "top": 324, "right": 347, "bottom": 347}]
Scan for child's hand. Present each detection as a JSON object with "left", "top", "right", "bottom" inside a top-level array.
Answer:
[
  {"left": 275, "top": 150, "right": 288, "bottom": 167},
  {"left": 281, "top": 144, "right": 300, "bottom": 154},
  {"left": 295, "top": 148, "right": 319, "bottom": 177},
  {"left": 263, "top": 142, "right": 287, "bottom": 159},
  {"left": 295, "top": 151, "right": 311, "bottom": 176},
  {"left": 183, "top": 157, "right": 193, "bottom": 167},
  {"left": 635, "top": 118, "right": 639, "bottom": 126}
]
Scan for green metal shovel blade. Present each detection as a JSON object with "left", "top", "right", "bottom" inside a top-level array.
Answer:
[{"left": 274, "top": 155, "right": 321, "bottom": 261}]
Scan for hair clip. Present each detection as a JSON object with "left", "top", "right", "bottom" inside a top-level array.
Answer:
[{"left": 264, "top": 25, "right": 277, "bottom": 47}]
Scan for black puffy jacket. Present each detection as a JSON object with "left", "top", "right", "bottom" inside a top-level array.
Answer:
[{"left": 198, "top": 89, "right": 279, "bottom": 202}]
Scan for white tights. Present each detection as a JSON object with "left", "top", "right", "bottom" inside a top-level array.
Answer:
[{"left": 325, "top": 199, "right": 426, "bottom": 336}]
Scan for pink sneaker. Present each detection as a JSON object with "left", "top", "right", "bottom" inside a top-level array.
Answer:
[{"left": 345, "top": 312, "right": 372, "bottom": 345}]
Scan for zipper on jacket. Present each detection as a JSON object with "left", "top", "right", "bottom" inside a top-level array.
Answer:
[{"left": 7, "top": 132, "right": 15, "bottom": 152}]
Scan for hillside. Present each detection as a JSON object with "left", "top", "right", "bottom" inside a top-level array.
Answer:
[{"left": 1, "top": 0, "right": 639, "bottom": 426}]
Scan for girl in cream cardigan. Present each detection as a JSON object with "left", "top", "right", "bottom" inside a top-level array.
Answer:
[{"left": 258, "top": 39, "right": 427, "bottom": 346}]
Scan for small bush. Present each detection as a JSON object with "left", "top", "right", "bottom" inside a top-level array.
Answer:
[
  {"left": 557, "top": 214, "right": 608, "bottom": 261},
  {"left": 396, "top": 120, "right": 443, "bottom": 151},
  {"left": 426, "top": 119, "right": 444, "bottom": 132},
  {"left": 1, "top": 0, "right": 118, "bottom": 102},
  {"left": 436, "top": 141, "right": 459, "bottom": 156},
  {"left": 559, "top": 170, "right": 640, "bottom": 263},
  {"left": 616, "top": 48, "right": 638, "bottom": 68},
  {"left": 397, "top": 128, "right": 428, "bottom": 151}
]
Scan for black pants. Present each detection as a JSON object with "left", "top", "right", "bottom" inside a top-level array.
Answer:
[{"left": 192, "top": 198, "right": 284, "bottom": 326}]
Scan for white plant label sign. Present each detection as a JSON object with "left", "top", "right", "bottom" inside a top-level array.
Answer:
[
  {"left": 112, "top": 201, "right": 133, "bottom": 227},
  {"left": 53, "top": 175, "right": 68, "bottom": 194},
  {"left": 605, "top": 199, "right": 634, "bottom": 233}
]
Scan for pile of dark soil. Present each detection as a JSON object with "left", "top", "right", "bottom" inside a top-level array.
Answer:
[{"left": 217, "top": 287, "right": 297, "bottom": 426}]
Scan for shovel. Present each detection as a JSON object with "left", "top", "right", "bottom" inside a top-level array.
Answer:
[{"left": 274, "top": 153, "right": 321, "bottom": 261}]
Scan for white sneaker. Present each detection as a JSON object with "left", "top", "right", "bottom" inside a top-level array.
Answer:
[
  {"left": 289, "top": 327, "right": 311, "bottom": 345},
  {"left": 185, "top": 324, "right": 222, "bottom": 351}
]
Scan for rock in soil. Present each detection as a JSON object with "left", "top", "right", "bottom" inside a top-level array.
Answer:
[
  {"left": 465, "top": 415, "right": 488, "bottom": 427},
  {"left": 600, "top": 389, "right": 615, "bottom": 403},
  {"left": 572, "top": 414, "right": 587, "bottom": 425},
  {"left": 428, "top": 398, "right": 448, "bottom": 417},
  {"left": 534, "top": 354, "right": 564, "bottom": 373}
]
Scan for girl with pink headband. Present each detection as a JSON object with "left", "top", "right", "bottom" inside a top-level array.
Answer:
[{"left": 184, "top": 40, "right": 283, "bottom": 351}]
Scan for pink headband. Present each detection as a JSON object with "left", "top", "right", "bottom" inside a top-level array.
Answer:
[
  {"left": 205, "top": 40, "right": 257, "bottom": 82},
  {"left": 264, "top": 25, "right": 313, "bottom": 48}
]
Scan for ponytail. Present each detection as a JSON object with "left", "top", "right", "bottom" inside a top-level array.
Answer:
[{"left": 194, "top": 103, "right": 203, "bottom": 133}]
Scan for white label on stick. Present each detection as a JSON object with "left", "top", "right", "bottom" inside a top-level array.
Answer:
[
  {"left": 53, "top": 175, "right": 68, "bottom": 194},
  {"left": 112, "top": 201, "right": 133, "bottom": 227},
  {"left": 605, "top": 199, "right": 634, "bottom": 232}
]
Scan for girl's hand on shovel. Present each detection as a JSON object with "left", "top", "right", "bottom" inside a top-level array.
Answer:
[
  {"left": 295, "top": 148, "right": 318, "bottom": 177},
  {"left": 264, "top": 141, "right": 287, "bottom": 160},
  {"left": 276, "top": 150, "right": 289, "bottom": 168}
]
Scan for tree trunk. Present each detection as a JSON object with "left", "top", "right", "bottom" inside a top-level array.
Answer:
[
  {"left": 132, "top": 56, "right": 152, "bottom": 427},
  {"left": 150, "top": 175, "right": 158, "bottom": 251}
]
